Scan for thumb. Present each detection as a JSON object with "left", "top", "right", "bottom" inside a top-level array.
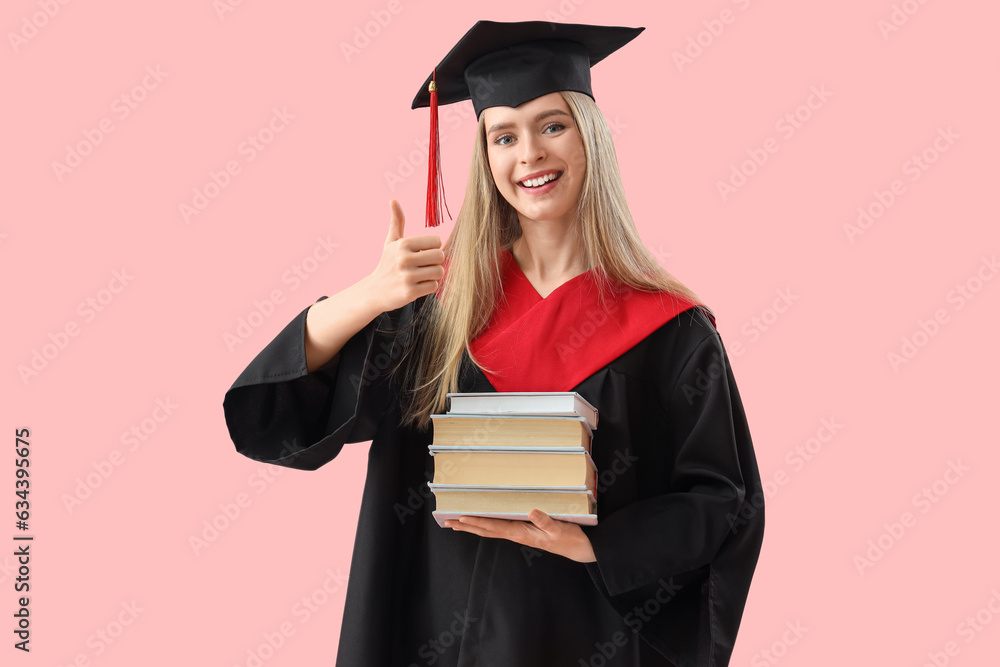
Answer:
[
  {"left": 385, "top": 199, "right": 405, "bottom": 244},
  {"left": 528, "top": 509, "right": 556, "bottom": 532}
]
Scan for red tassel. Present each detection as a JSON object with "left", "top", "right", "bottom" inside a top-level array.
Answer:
[{"left": 425, "top": 70, "right": 452, "bottom": 227}]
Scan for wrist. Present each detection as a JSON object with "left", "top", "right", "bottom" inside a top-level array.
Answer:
[
  {"left": 353, "top": 275, "right": 385, "bottom": 318},
  {"left": 571, "top": 531, "right": 597, "bottom": 563}
]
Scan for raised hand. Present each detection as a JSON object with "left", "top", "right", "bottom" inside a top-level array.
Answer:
[{"left": 367, "top": 199, "right": 446, "bottom": 313}]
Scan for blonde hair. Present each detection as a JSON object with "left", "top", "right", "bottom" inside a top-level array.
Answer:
[{"left": 395, "top": 90, "right": 710, "bottom": 431}]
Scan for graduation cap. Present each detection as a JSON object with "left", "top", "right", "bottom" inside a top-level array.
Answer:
[{"left": 411, "top": 20, "right": 645, "bottom": 227}]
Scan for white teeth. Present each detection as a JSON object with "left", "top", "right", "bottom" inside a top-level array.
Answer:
[{"left": 521, "top": 173, "right": 559, "bottom": 188}]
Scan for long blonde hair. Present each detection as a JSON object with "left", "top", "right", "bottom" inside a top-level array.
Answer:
[{"left": 395, "top": 90, "right": 709, "bottom": 431}]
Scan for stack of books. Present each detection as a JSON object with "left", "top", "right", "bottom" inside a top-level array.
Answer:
[{"left": 428, "top": 392, "right": 599, "bottom": 527}]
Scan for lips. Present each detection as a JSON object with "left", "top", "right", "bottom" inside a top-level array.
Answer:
[{"left": 517, "top": 170, "right": 563, "bottom": 189}]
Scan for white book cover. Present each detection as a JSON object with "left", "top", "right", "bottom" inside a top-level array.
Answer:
[{"left": 444, "top": 392, "right": 598, "bottom": 429}]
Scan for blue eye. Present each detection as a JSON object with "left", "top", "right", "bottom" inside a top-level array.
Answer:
[{"left": 492, "top": 123, "right": 566, "bottom": 146}]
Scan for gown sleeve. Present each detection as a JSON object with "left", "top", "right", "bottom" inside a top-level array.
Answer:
[
  {"left": 582, "top": 330, "right": 754, "bottom": 596},
  {"left": 222, "top": 294, "right": 428, "bottom": 470}
]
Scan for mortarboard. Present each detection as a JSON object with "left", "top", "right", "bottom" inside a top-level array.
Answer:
[{"left": 411, "top": 20, "right": 645, "bottom": 227}]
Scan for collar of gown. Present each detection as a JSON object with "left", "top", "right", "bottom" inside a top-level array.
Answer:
[{"left": 468, "top": 248, "right": 714, "bottom": 392}]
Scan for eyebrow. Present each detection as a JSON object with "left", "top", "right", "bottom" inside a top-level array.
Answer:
[{"left": 487, "top": 109, "right": 571, "bottom": 135}]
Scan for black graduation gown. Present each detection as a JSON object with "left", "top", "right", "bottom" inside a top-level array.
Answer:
[{"left": 223, "top": 292, "right": 764, "bottom": 667}]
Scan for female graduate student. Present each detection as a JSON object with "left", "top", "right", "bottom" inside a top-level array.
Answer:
[{"left": 223, "top": 20, "right": 764, "bottom": 667}]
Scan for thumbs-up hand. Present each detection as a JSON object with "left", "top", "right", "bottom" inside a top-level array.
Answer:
[{"left": 368, "top": 199, "right": 445, "bottom": 313}]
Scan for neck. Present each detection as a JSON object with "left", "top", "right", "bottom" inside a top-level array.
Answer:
[{"left": 511, "top": 214, "right": 587, "bottom": 282}]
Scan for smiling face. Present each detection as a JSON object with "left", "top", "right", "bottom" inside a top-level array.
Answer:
[{"left": 483, "top": 92, "right": 587, "bottom": 229}]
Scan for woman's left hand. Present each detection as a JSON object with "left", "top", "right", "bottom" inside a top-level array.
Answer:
[{"left": 445, "top": 510, "right": 597, "bottom": 563}]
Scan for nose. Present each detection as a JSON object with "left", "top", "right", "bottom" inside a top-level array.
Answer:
[{"left": 518, "top": 133, "right": 546, "bottom": 164}]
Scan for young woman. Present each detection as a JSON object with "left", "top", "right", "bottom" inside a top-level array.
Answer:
[{"left": 224, "top": 20, "right": 764, "bottom": 667}]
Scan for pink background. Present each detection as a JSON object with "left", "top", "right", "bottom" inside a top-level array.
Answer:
[{"left": 4, "top": 1, "right": 999, "bottom": 665}]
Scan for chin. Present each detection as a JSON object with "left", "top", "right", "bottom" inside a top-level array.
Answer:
[
  {"left": 516, "top": 206, "right": 574, "bottom": 225},
  {"left": 505, "top": 193, "right": 577, "bottom": 223}
]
